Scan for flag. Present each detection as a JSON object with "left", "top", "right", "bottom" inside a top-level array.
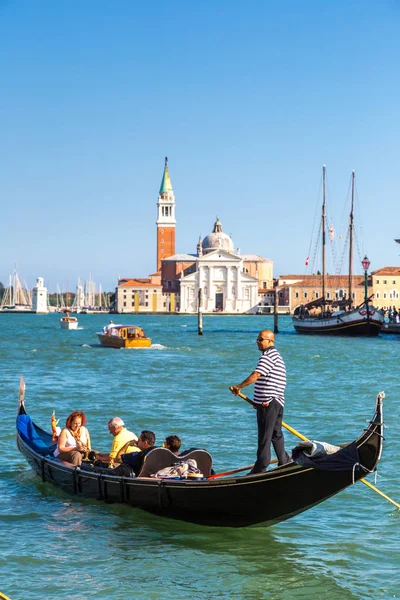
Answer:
[
  {"left": 329, "top": 226, "right": 334, "bottom": 241},
  {"left": 305, "top": 256, "right": 310, "bottom": 266}
]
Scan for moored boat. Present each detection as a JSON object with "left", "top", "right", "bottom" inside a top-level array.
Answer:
[
  {"left": 60, "top": 311, "right": 78, "bottom": 330},
  {"left": 16, "top": 378, "right": 384, "bottom": 528},
  {"left": 293, "top": 168, "right": 384, "bottom": 336},
  {"left": 97, "top": 324, "right": 151, "bottom": 348}
]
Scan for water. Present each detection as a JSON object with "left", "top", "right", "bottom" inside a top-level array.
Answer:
[{"left": 1, "top": 314, "right": 399, "bottom": 599}]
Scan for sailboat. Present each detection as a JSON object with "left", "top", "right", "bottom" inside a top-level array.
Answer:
[
  {"left": 292, "top": 167, "right": 384, "bottom": 336},
  {"left": 0, "top": 268, "right": 33, "bottom": 313}
]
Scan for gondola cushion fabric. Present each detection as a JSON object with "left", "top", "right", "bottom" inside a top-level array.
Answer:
[
  {"left": 292, "top": 440, "right": 360, "bottom": 471},
  {"left": 17, "top": 414, "right": 56, "bottom": 456}
]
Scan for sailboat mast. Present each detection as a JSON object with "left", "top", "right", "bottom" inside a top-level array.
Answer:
[
  {"left": 322, "top": 165, "right": 326, "bottom": 302},
  {"left": 348, "top": 171, "right": 355, "bottom": 306}
]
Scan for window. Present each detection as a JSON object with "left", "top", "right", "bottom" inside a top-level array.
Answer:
[
  {"left": 376, "top": 279, "right": 380, "bottom": 284},
  {"left": 304, "top": 292, "right": 308, "bottom": 299},
  {"left": 383, "top": 280, "right": 387, "bottom": 284},
  {"left": 123, "top": 302, "right": 126, "bottom": 307},
  {"left": 384, "top": 293, "right": 387, "bottom": 299},
  {"left": 145, "top": 302, "right": 148, "bottom": 307},
  {"left": 376, "top": 292, "right": 380, "bottom": 299},
  {"left": 295, "top": 292, "right": 299, "bottom": 298},
  {"left": 131, "top": 301, "right": 134, "bottom": 306},
  {"left": 326, "top": 292, "right": 330, "bottom": 299},
  {"left": 393, "top": 280, "right": 396, "bottom": 285},
  {"left": 244, "top": 288, "right": 250, "bottom": 299},
  {"left": 315, "top": 291, "right": 319, "bottom": 299},
  {"left": 263, "top": 282, "right": 267, "bottom": 289}
]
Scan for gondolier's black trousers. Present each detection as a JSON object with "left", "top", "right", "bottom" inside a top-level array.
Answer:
[{"left": 252, "top": 400, "right": 289, "bottom": 473}]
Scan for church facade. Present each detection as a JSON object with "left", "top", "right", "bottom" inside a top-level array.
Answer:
[{"left": 179, "top": 248, "right": 259, "bottom": 313}]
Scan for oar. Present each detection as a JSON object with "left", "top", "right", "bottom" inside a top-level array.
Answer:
[
  {"left": 207, "top": 465, "right": 254, "bottom": 479},
  {"left": 208, "top": 457, "right": 283, "bottom": 480},
  {"left": 231, "top": 388, "right": 400, "bottom": 510}
]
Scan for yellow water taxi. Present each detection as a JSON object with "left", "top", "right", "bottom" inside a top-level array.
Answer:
[{"left": 96, "top": 324, "right": 151, "bottom": 348}]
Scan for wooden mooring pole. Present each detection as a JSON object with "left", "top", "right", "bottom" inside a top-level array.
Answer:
[
  {"left": 274, "top": 286, "right": 279, "bottom": 334},
  {"left": 198, "top": 288, "right": 203, "bottom": 335}
]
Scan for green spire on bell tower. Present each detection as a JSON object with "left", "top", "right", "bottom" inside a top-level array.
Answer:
[{"left": 159, "top": 156, "right": 173, "bottom": 194}]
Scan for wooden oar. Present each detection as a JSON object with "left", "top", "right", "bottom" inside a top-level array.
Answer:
[
  {"left": 207, "top": 464, "right": 254, "bottom": 479},
  {"left": 231, "top": 388, "right": 400, "bottom": 510},
  {"left": 208, "top": 457, "right": 284, "bottom": 480}
]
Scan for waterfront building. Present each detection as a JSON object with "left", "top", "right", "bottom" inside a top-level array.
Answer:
[
  {"left": 116, "top": 274, "right": 171, "bottom": 313},
  {"left": 31, "top": 277, "right": 48, "bottom": 314},
  {"left": 179, "top": 247, "right": 259, "bottom": 313},
  {"left": 370, "top": 267, "right": 400, "bottom": 310},
  {"left": 277, "top": 274, "right": 367, "bottom": 314}
]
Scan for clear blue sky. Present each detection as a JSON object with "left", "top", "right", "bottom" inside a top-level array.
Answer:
[{"left": 1, "top": 0, "right": 399, "bottom": 292}]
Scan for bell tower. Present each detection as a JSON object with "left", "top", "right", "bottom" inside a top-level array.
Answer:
[{"left": 156, "top": 157, "right": 176, "bottom": 271}]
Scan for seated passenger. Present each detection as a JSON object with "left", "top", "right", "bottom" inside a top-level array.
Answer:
[
  {"left": 164, "top": 435, "right": 181, "bottom": 455},
  {"left": 118, "top": 430, "right": 156, "bottom": 476},
  {"left": 54, "top": 410, "right": 91, "bottom": 466},
  {"left": 94, "top": 417, "right": 140, "bottom": 467}
]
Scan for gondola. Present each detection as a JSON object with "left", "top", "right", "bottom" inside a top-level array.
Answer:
[{"left": 16, "top": 378, "right": 384, "bottom": 528}]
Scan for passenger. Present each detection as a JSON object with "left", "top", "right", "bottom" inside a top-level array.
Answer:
[
  {"left": 164, "top": 435, "right": 181, "bottom": 455},
  {"left": 117, "top": 430, "right": 156, "bottom": 476},
  {"left": 93, "top": 417, "right": 140, "bottom": 468},
  {"left": 54, "top": 410, "right": 91, "bottom": 466}
]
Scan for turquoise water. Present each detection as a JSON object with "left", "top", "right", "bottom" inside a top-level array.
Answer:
[{"left": 1, "top": 314, "right": 399, "bottom": 600}]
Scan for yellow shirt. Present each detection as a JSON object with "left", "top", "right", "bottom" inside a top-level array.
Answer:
[{"left": 109, "top": 428, "right": 138, "bottom": 460}]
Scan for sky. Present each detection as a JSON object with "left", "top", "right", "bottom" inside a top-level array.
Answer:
[{"left": 1, "top": 0, "right": 399, "bottom": 292}]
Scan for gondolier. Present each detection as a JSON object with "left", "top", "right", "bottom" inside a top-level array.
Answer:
[{"left": 231, "top": 329, "right": 290, "bottom": 474}]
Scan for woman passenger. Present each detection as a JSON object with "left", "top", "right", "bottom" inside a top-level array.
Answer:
[{"left": 54, "top": 410, "right": 91, "bottom": 466}]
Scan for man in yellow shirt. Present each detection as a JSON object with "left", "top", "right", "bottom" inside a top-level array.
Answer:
[{"left": 94, "top": 417, "right": 140, "bottom": 467}]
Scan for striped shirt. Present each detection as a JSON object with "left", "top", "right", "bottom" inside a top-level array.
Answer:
[{"left": 254, "top": 346, "right": 286, "bottom": 407}]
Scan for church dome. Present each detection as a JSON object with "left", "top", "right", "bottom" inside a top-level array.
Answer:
[{"left": 202, "top": 218, "right": 235, "bottom": 254}]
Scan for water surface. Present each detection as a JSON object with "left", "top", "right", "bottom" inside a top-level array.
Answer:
[{"left": 1, "top": 314, "right": 398, "bottom": 599}]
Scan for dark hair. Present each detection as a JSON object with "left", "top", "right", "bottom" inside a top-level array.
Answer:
[
  {"left": 140, "top": 430, "right": 156, "bottom": 447},
  {"left": 165, "top": 435, "right": 181, "bottom": 453},
  {"left": 66, "top": 411, "right": 87, "bottom": 428}
]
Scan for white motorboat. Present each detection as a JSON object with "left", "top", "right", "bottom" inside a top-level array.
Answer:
[{"left": 60, "top": 311, "right": 78, "bottom": 330}]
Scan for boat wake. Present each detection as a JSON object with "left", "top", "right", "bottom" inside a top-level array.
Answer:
[
  {"left": 150, "top": 344, "right": 166, "bottom": 350},
  {"left": 81, "top": 344, "right": 92, "bottom": 349}
]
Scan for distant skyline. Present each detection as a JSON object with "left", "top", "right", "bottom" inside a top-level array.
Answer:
[{"left": 1, "top": 1, "right": 400, "bottom": 292}]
